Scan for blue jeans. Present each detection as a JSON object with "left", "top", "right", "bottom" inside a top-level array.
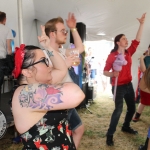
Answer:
[
  {"left": 107, "top": 82, "right": 135, "bottom": 135},
  {"left": 90, "top": 69, "right": 96, "bottom": 79},
  {"left": 68, "top": 108, "right": 82, "bottom": 131},
  {"left": 148, "top": 127, "right": 150, "bottom": 138}
]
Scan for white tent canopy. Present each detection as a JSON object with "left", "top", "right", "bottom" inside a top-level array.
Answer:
[
  {"left": 0, "top": 0, "right": 150, "bottom": 90},
  {"left": 33, "top": 0, "right": 150, "bottom": 50}
]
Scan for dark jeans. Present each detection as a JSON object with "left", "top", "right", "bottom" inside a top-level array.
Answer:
[
  {"left": 0, "top": 59, "right": 5, "bottom": 87},
  {"left": 107, "top": 82, "right": 135, "bottom": 135},
  {"left": 0, "top": 57, "right": 13, "bottom": 88}
]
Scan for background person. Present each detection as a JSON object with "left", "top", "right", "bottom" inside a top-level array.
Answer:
[
  {"left": 45, "top": 12, "right": 84, "bottom": 149},
  {"left": 138, "top": 67, "right": 150, "bottom": 150},
  {"left": 0, "top": 11, "right": 13, "bottom": 88},
  {"left": 133, "top": 47, "right": 150, "bottom": 122},
  {"left": 103, "top": 13, "right": 146, "bottom": 146}
]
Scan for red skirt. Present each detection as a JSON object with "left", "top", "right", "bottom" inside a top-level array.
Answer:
[{"left": 140, "top": 90, "right": 150, "bottom": 106}]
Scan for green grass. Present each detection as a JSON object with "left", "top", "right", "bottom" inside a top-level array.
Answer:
[{"left": 77, "top": 92, "right": 149, "bottom": 150}]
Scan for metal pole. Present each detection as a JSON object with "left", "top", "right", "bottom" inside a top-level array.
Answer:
[
  {"left": 17, "top": 0, "right": 24, "bottom": 44},
  {"left": 34, "top": 19, "right": 40, "bottom": 47}
]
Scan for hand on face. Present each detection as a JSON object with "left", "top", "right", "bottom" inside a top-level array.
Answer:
[
  {"left": 66, "top": 12, "right": 76, "bottom": 29},
  {"left": 38, "top": 25, "right": 51, "bottom": 49},
  {"left": 137, "top": 13, "right": 146, "bottom": 24}
]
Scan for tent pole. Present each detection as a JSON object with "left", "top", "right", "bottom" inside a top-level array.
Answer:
[{"left": 17, "top": 0, "right": 24, "bottom": 44}]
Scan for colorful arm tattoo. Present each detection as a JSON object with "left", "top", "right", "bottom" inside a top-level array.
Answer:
[{"left": 19, "top": 84, "right": 64, "bottom": 110}]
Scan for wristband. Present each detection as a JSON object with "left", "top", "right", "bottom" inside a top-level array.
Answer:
[{"left": 70, "top": 28, "right": 77, "bottom": 32}]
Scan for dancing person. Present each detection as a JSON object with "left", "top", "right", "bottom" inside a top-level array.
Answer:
[
  {"left": 133, "top": 47, "right": 150, "bottom": 122},
  {"left": 45, "top": 12, "right": 84, "bottom": 149},
  {"left": 103, "top": 13, "right": 146, "bottom": 146},
  {"left": 12, "top": 26, "right": 85, "bottom": 149},
  {"left": 138, "top": 67, "right": 150, "bottom": 150}
]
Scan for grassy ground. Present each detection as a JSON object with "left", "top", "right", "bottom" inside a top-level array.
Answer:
[
  {"left": 0, "top": 91, "right": 149, "bottom": 150},
  {"left": 77, "top": 92, "right": 150, "bottom": 150}
]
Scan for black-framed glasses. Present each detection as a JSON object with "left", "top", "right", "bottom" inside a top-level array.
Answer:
[
  {"left": 23, "top": 58, "right": 49, "bottom": 69},
  {"left": 52, "top": 29, "right": 68, "bottom": 35}
]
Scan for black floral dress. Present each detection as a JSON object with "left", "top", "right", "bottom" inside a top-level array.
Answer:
[{"left": 20, "top": 110, "right": 76, "bottom": 150}]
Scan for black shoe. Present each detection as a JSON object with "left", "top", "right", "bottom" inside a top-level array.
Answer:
[
  {"left": 121, "top": 126, "right": 138, "bottom": 135},
  {"left": 132, "top": 112, "right": 141, "bottom": 122},
  {"left": 106, "top": 135, "right": 114, "bottom": 146},
  {"left": 138, "top": 145, "right": 146, "bottom": 150}
]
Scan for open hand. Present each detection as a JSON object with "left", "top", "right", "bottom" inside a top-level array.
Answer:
[
  {"left": 137, "top": 13, "right": 146, "bottom": 24},
  {"left": 66, "top": 12, "right": 76, "bottom": 29}
]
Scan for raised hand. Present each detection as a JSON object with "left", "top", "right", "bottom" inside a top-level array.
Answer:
[
  {"left": 66, "top": 12, "right": 76, "bottom": 29},
  {"left": 38, "top": 25, "right": 50, "bottom": 49},
  {"left": 137, "top": 13, "right": 146, "bottom": 24}
]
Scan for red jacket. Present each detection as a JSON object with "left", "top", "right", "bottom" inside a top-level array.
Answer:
[{"left": 104, "top": 40, "right": 140, "bottom": 86}]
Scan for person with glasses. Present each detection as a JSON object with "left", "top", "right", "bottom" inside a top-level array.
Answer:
[
  {"left": 45, "top": 12, "right": 84, "bottom": 149},
  {"left": 11, "top": 25, "right": 85, "bottom": 150}
]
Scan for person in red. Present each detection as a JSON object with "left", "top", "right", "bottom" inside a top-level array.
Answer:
[
  {"left": 103, "top": 13, "right": 146, "bottom": 146},
  {"left": 138, "top": 66, "right": 150, "bottom": 150}
]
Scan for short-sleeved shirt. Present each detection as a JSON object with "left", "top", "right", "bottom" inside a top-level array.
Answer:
[
  {"left": 0, "top": 24, "right": 13, "bottom": 58},
  {"left": 104, "top": 40, "right": 140, "bottom": 86}
]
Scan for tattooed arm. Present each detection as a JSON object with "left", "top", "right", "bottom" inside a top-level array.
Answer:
[
  {"left": 38, "top": 25, "right": 67, "bottom": 84},
  {"left": 45, "top": 48, "right": 67, "bottom": 84},
  {"left": 18, "top": 83, "right": 85, "bottom": 111}
]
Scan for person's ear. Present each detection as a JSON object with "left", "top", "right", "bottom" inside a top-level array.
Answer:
[
  {"left": 116, "top": 41, "right": 120, "bottom": 46},
  {"left": 21, "top": 69, "right": 32, "bottom": 78},
  {"left": 50, "top": 31, "right": 56, "bottom": 38},
  {"left": 3, "top": 18, "right": 6, "bottom": 25}
]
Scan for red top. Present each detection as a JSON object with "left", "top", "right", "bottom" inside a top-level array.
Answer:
[
  {"left": 140, "top": 90, "right": 150, "bottom": 105},
  {"left": 104, "top": 40, "right": 140, "bottom": 86}
]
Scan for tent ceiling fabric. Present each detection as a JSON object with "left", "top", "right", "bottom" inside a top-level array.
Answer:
[{"left": 33, "top": 0, "right": 150, "bottom": 52}]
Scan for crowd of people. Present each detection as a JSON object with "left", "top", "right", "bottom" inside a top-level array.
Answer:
[{"left": 0, "top": 10, "right": 150, "bottom": 150}]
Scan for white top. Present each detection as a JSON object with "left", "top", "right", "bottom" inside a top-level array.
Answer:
[
  {"left": 0, "top": 24, "right": 13, "bottom": 58},
  {"left": 43, "top": 48, "right": 73, "bottom": 83}
]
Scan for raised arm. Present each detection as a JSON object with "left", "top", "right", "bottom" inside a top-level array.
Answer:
[
  {"left": 135, "top": 13, "right": 146, "bottom": 42},
  {"left": 65, "top": 13, "right": 84, "bottom": 56},
  {"left": 139, "top": 55, "right": 146, "bottom": 72},
  {"left": 16, "top": 83, "right": 85, "bottom": 112},
  {"left": 38, "top": 25, "right": 67, "bottom": 84}
]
